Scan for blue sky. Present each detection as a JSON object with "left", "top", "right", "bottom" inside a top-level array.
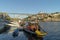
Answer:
[{"left": 0, "top": 0, "right": 60, "bottom": 14}]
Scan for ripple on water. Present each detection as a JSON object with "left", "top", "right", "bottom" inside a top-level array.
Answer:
[{"left": 40, "top": 22, "right": 60, "bottom": 40}]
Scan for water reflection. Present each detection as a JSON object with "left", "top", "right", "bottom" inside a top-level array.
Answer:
[{"left": 24, "top": 32, "right": 43, "bottom": 40}]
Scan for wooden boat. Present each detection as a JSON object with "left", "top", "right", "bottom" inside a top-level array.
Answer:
[
  {"left": 23, "top": 22, "right": 47, "bottom": 37},
  {"left": 23, "top": 28, "right": 47, "bottom": 37},
  {"left": 24, "top": 31, "right": 43, "bottom": 40}
]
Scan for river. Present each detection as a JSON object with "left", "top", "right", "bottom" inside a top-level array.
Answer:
[
  {"left": 40, "top": 22, "right": 60, "bottom": 40},
  {"left": 0, "top": 22, "right": 60, "bottom": 40}
]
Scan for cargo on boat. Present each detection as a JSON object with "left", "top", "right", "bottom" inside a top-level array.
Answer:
[{"left": 23, "top": 22, "right": 47, "bottom": 38}]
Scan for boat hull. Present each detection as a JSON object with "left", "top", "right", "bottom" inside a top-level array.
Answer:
[{"left": 23, "top": 29, "right": 46, "bottom": 38}]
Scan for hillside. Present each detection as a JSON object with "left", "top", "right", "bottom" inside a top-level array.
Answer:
[{"left": 24, "top": 12, "right": 60, "bottom": 22}]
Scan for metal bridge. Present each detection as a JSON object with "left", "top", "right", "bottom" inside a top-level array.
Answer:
[
  {"left": 8, "top": 13, "right": 33, "bottom": 16},
  {"left": 8, "top": 13, "right": 33, "bottom": 19}
]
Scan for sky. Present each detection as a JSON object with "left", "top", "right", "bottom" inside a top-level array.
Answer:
[{"left": 0, "top": 0, "right": 60, "bottom": 14}]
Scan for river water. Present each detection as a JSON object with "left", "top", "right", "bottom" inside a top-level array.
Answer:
[
  {"left": 40, "top": 22, "right": 60, "bottom": 40},
  {"left": 0, "top": 22, "right": 60, "bottom": 40}
]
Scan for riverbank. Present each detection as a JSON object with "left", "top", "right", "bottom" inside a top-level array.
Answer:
[{"left": 43, "top": 18, "right": 60, "bottom": 22}]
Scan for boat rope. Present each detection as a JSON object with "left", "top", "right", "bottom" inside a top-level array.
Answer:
[{"left": 38, "top": 24, "right": 47, "bottom": 33}]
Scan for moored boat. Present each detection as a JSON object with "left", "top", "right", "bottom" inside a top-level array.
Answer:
[
  {"left": 23, "top": 28, "right": 47, "bottom": 38},
  {"left": 23, "top": 21, "right": 47, "bottom": 38}
]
